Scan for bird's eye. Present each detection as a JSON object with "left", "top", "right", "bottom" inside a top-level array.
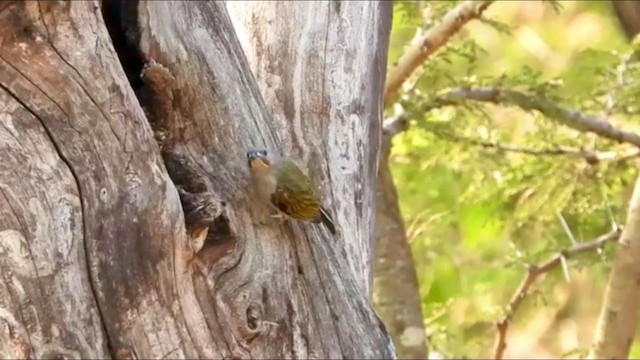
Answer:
[{"left": 260, "top": 150, "right": 268, "bottom": 156}]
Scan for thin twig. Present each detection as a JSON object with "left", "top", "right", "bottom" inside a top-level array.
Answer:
[
  {"left": 603, "top": 54, "right": 631, "bottom": 121},
  {"left": 493, "top": 229, "right": 622, "bottom": 360},
  {"left": 426, "top": 128, "right": 640, "bottom": 164},
  {"left": 412, "top": 86, "right": 640, "bottom": 148},
  {"left": 592, "top": 54, "right": 632, "bottom": 148},
  {"left": 384, "top": 1, "right": 494, "bottom": 105}
]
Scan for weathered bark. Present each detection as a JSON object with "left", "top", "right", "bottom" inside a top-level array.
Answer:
[
  {"left": 135, "top": 1, "right": 395, "bottom": 357},
  {"left": 0, "top": 0, "right": 396, "bottom": 359},
  {"left": 0, "top": 2, "right": 186, "bottom": 358},
  {"left": 225, "top": 4, "right": 421, "bottom": 358},
  {"left": 590, "top": 175, "right": 640, "bottom": 359},
  {"left": 225, "top": 0, "right": 389, "bottom": 296}
]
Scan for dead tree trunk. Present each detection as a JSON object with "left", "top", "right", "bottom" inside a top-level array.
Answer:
[
  {"left": 224, "top": 6, "right": 427, "bottom": 358},
  {"left": 225, "top": 0, "right": 391, "bottom": 299},
  {"left": 0, "top": 1, "right": 395, "bottom": 359}
]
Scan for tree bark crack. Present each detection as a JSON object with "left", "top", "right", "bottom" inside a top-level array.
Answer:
[
  {"left": 318, "top": 4, "right": 339, "bottom": 236},
  {"left": 37, "top": 2, "right": 128, "bottom": 152},
  {"left": 306, "top": 234, "right": 346, "bottom": 357},
  {"left": 0, "top": 80, "right": 116, "bottom": 359},
  {"left": 0, "top": 55, "right": 78, "bottom": 132}
]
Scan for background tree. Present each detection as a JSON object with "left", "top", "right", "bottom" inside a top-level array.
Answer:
[
  {"left": 377, "top": 0, "right": 640, "bottom": 358},
  {"left": 0, "top": 1, "right": 395, "bottom": 358}
]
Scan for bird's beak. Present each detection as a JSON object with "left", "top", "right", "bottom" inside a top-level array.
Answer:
[
  {"left": 247, "top": 150, "right": 267, "bottom": 170},
  {"left": 247, "top": 151, "right": 258, "bottom": 168},
  {"left": 249, "top": 157, "right": 268, "bottom": 169}
]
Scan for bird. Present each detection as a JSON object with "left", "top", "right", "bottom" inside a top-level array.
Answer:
[{"left": 246, "top": 149, "right": 337, "bottom": 235}]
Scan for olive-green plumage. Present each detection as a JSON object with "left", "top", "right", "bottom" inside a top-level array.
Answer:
[{"left": 247, "top": 150, "right": 336, "bottom": 235}]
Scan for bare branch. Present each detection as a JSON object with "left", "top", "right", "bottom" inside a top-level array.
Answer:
[
  {"left": 424, "top": 126, "right": 640, "bottom": 165},
  {"left": 384, "top": 1, "right": 494, "bottom": 105},
  {"left": 382, "top": 111, "right": 409, "bottom": 139},
  {"left": 493, "top": 229, "right": 622, "bottom": 360},
  {"left": 415, "top": 86, "right": 640, "bottom": 148}
]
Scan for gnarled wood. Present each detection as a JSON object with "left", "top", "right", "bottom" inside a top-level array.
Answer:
[
  {"left": 0, "top": 0, "right": 395, "bottom": 358},
  {"left": 226, "top": 2, "right": 418, "bottom": 358},
  {"left": 225, "top": 0, "right": 390, "bottom": 298},
  {"left": 135, "top": 0, "right": 396, "bottom": 358},
  {"left": 0, "top": 2, "right": 197, "bottom": 358}
]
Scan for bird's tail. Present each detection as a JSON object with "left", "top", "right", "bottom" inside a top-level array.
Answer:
[{"left": 319, "top": 206, "right": 337, "bottom": 235}]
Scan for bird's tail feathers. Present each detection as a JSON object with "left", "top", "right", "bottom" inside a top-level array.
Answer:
[{"left": 319, "top": 206, "right": 337, "bottom": 236}]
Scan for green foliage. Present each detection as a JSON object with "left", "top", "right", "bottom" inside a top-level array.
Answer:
[{"left": 388, "top": 1, "right": 640, "bottom": 358}]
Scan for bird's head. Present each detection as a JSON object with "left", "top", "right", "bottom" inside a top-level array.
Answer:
[{"left": 247, "top": 149, "right": 272, "bottom": 175}]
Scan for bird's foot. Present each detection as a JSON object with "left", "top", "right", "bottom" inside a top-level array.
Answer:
[{"left": 270, "top": 212, "right": 289, "bottom": 225}]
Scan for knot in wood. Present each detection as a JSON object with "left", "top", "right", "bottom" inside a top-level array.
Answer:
[{"left": 246, "top": 303, "right": 262, "bottom": 331}]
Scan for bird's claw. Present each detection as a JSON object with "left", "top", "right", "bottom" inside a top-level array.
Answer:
[{"left": 270, "top": 212, "right": 288, "bottom": 225}]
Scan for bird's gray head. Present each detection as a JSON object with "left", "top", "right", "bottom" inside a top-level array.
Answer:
[{"left": 247, "top": 149, "right": 271, "bottom": 171}]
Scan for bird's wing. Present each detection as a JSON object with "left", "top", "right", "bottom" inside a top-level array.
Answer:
[
  {"left": 270, "top": 186, "right": 292, "bottom": 215},
  {"left": 271, "top": 160, "right": 321, "bottom": 221}
]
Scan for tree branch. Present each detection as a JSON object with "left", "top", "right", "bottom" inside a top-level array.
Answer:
[
  {"left": 384, "top": 106, "right": 640, "bottom": 165},
  {"left": 413, "top": 86, "right": 640, "bottom": 148},
  {"left": 383, "top": 1, "right": 494, "bottom": 105},
  {"left": 427, "top": 129, "right": 640, "bottom": 165},
  {"left": 382, "top": 111, "right": 409, "bottom": 140},
  {"left": 493, "top": 229, "right": 622, "bottom": 360}
]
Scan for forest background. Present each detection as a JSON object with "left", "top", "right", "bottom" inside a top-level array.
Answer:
[{"left": 381, "top": 1, "right": 640, "bottom": 358}]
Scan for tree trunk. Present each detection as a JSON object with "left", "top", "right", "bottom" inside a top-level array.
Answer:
[
  {"left": 0, "top": 1, "right": 395, "bottom": 359},
  {"left": 224, "top": 4, "right": 421, "bottom": 358},
  {"left": 225, "top": 0, "right": 390, "bottom": 296},
  {"left": 590, "top": 174, "right": 640, "bottom": 359},
  {"left": 611, "top": 0, "right": 640, "bottom": 39},
  {"left": 372, "top": 129, "right": 428, "bottom": 359}
]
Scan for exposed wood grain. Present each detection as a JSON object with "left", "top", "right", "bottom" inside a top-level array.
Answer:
[
  {"left": 136, "top": 0, "right": 396, "bottom": 358},
  {"left": 0, "top": 2, "right": 203, "bottom": 358},
  {"left": 226, "top": 0, "right": 390, "bottom": 298},
  {"left": 226, "top": 2, "right": 426, "bottom": 358},
  {"left": 0, "top": 78, "right": 108, "bottom": 360}
]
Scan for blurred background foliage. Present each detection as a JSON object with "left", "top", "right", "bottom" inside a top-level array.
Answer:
[{"left": 385, "top": 1, "right": 640, "bottom": 358}]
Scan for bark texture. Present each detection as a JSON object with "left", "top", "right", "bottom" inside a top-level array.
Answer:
[
  {"left": 590, "top": 175, "right": 640, "bottom": 359},
  {"left": 0, "top": 1, "right": 396, "bottom": 359},
  {"left": 225, "top": 1, "right": 391, "bottom": 296},
  {"left": 0, "top": 2, "right": 184, "bottom": 358}
]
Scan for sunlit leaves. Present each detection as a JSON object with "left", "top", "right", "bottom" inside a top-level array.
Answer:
[{"left": 389, "top": 0, "right": 636, "bottom": 357}]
